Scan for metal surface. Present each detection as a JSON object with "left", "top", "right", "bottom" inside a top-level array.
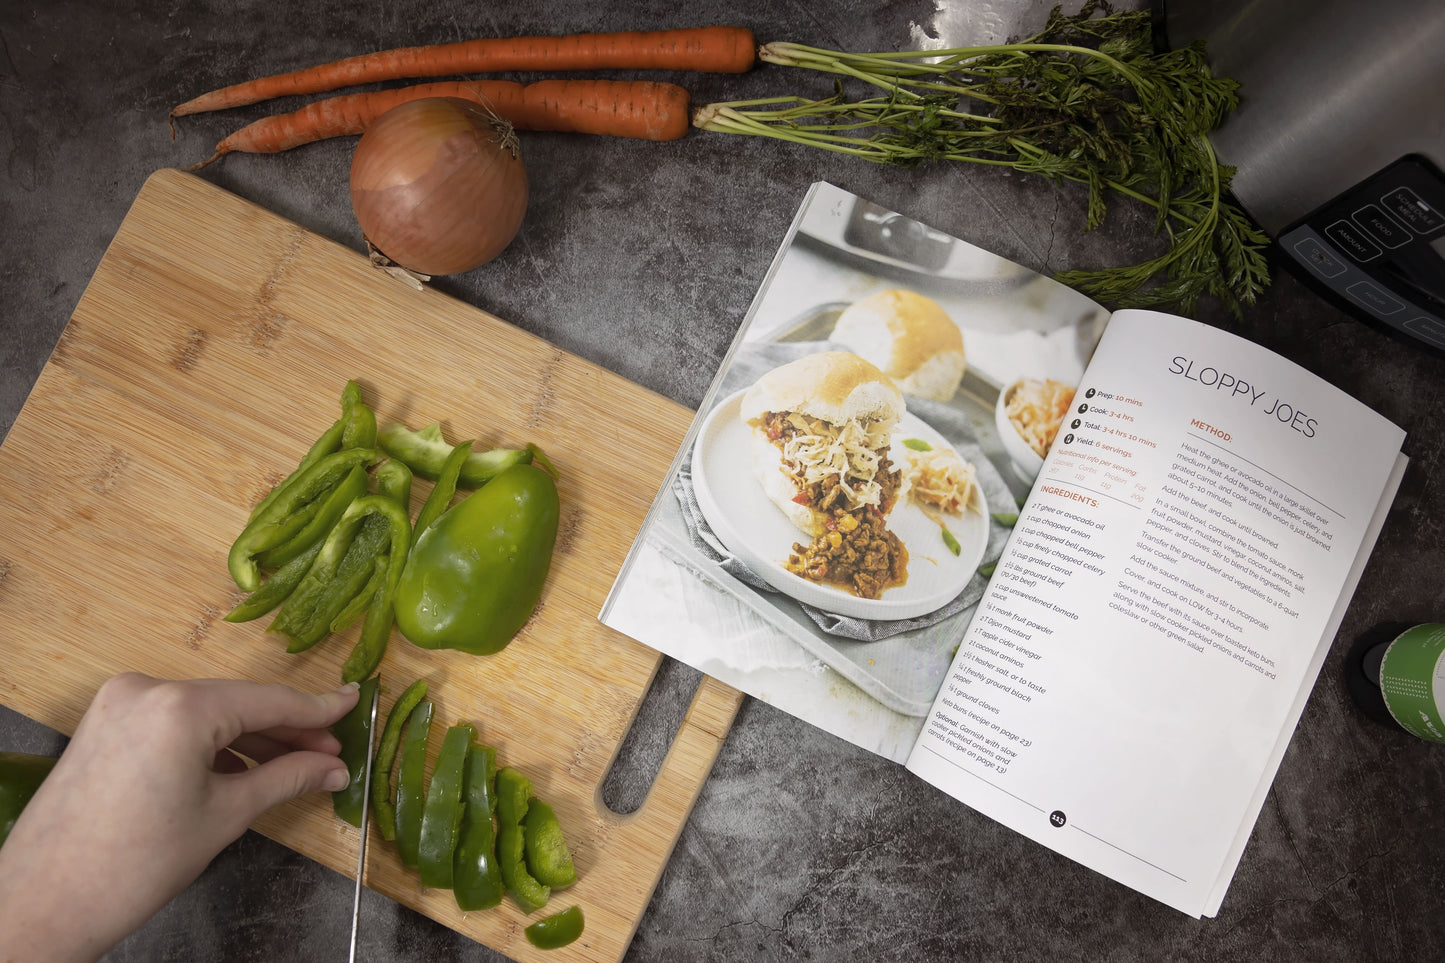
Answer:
[
  {"left": 349, "top": 686, "right": 380, "bottom": 963},
  {"left": 1163, "top": 0, "right": 1445, "bottom": 234}
]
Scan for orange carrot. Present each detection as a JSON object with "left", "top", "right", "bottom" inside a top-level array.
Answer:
[
  {"left": 188, "top": 79, "right": 692, "bottom": 168},
  {"left": 172, "top": 26, "right": 754, "bottom": 118}
]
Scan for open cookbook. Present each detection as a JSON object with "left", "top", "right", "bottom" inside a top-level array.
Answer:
[{"left": 599, "top": 182, "right": 1409, "bottom": 918}]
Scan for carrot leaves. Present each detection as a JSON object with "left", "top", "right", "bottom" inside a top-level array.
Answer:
[{"left": 695, "top": 2, "right": 1271, "bottom": 317}]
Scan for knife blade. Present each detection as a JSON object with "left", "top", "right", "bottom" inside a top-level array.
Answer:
[{"left": 348, "top": 684, "right": 381, "bottom": 963}]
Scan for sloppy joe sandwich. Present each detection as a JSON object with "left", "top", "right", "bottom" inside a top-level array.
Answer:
[
  {"left": 830, "top": 289, "right": 967, "bottom": 402},
  {"left": 740, "top": 351, "right": 909, "bottom": 601}
]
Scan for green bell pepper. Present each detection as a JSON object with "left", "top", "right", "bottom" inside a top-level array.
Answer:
[
  {"left": 270, "top": 493, "right": 410, "bottom": 654},
  {"left": 247, "top": 417, "right": 345, "bottom": 523},
  {"left": 452, "top": 744, "right": 503, "bottom": 911},
  {"left": 329, "top": 676, "right": 381, "bottom": 827},
  {"left": 372, "top": 678, "right": 429, "bottom": 841},
  {"left": 377, "top": 422, "right": 533, "bottom": 488},
  {"left": 525, "top": 905, "right": 585, "bottom": 950},
  {"left": 336, "top": 462, "right": 415, "bottom": 683},
  {"left": 394, "top": 700, "right": 434, "bottom": 869},
  {"left": 411, "top": 440, "right": 471, "bottom": 547},
  {"left": 417, "top": 723, "right": 474, "bottom": 889},
  {"left": 523, "top": 798, "right": 576, "bottom": 889},
  {"left": 0, "top": 752, "right": 57, "bottom": 851},
  {"left": 394, "top": 463, "right": 559, "bottom": 656},
  {"left": 338, "top": 380, "right": 377, "bottom": 451},
  {"left": 253, "top": 462, "right": 369, "bottom": 572},
  {"left": 223, "top": 539, "right": 323, "bottom": 624},
  {"left": 228, "top": 447, "right": 383, "bottom": 592},
  {"left": 495, "top": 766, "right": 550, "bottom": 912}
]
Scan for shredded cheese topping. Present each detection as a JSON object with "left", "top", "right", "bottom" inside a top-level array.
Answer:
[
  {"left": 1005, "top": 378, "right": 1075, "bottom": 458},
  {"left": 775, "top": 411, "right": 892, "bottom": 510},
  {"left": 904, "top": 446, "right": 982, "bottom": 516}
]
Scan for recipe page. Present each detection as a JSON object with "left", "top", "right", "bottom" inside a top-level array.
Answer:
[{"left": 905, "top": 310, "right": 1407, "bottom": 916}]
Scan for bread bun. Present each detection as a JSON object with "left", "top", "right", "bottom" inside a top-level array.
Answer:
[
  {"left": 830, "top": 289, "right": 966, "bottom": 401},
  {"left": 738, "top": 351, "right": 903, "bottom": 428}
]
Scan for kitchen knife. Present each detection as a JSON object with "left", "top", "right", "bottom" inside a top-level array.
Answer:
[{"left": 349, "top": 684, "right": 381, "bottom": 962}]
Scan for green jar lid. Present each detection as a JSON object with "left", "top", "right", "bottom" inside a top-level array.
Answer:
[{"left": 1379, "top": 623, "right": 1445, "bottom": 744}]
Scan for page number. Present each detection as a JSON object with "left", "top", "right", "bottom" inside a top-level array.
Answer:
[{"left": 1049, "top": 810, "right": 1067, "bottom": 828}]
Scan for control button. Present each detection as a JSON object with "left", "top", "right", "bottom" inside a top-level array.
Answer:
[
  {"left": 1325, "top": 219, "right": 1381, "bottom": 262},
  {"left": 1291, "top": 237, "right": 1348, "bottom": 278},
  {"left": 1346, "top": 280, "right": 1406, "bottom": 316},
  {"left": 1353, "top": 204, "right": 1410, "bottom": 249},
  {"left": 1383, "top": 187, "right": 1444, "bottom": 234},
  {"left": 1403, "top": 316, "right": 1445, "bottom": 348}
]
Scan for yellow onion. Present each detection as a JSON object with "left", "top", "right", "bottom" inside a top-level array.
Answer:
[{"left": 349, "top": 97, "right": 528, "bottom": 277}]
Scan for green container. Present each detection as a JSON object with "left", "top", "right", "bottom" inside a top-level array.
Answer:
[{"left": 1379, "top": 623, "right": 1445, "bottom": 744}]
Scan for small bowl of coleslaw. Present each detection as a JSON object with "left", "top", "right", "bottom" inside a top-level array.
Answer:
[{"left": 994, "top": 377, "right": 1076, "bottom": 484}]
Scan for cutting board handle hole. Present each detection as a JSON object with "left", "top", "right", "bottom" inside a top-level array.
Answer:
[{"left": 599, "top": 656, "right": 704, "bottom": 815}]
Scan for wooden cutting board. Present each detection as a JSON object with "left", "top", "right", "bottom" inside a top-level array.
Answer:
[{"left": 0, "top": 168, "right": 742, "bottom": 962}]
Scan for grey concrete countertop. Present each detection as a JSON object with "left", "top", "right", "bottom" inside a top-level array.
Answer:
[{"left": 3, "top": 2, "right": 1443, "bottom": 961}]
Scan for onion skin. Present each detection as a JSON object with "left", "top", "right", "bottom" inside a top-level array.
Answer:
[{"left": 350, "top": 97, "right": 528, "bottom": 277}]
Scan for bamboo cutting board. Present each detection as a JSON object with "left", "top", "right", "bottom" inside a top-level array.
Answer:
[{"left": 0, "top": 168, "right": 742, "bottom": 962}]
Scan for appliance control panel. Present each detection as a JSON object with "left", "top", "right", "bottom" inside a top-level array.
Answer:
[{"left": 1279, "top": 155, "right": 1445, "bottom": 351}]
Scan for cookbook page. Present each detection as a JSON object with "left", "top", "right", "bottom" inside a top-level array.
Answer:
[
  {"left": 905, "top": 309, "right": 1407, "bottom": 916},
  {"left": 601, "top": 182, "right": 1109, "bottom": 762}
]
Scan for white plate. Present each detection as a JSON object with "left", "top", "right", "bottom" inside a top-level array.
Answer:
[{"left": 692, "top": 390, "right": 988, "bottom": 620}]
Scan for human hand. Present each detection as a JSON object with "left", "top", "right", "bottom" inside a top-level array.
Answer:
[{"left": 0, "top": 673, "right": 360, "bottom": 963}]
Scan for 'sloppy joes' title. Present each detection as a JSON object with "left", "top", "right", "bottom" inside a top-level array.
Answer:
[{"left": 1168, "top": 357, "right": 1318, "bottom": 438}]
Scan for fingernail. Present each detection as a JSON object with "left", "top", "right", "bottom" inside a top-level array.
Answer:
[
  {"left": 335, "top": 681, "right": 360, "bottom": 695},
  {"left": 324, "top": 768, "right": 352, "bottom": 792}
]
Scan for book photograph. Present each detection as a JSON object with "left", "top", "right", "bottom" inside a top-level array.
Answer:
[{"left": 602, "top": 182, "right": 1110, "bottom": 760}]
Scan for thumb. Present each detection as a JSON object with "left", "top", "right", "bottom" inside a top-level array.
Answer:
[{"left": 225, "top": 751, "right": 351, "bottom": 827}]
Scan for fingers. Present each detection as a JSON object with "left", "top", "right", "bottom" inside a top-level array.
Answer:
[
  {"left": 221, "top": 751, "right": 352, "bottom": 829},
  {"left": 193, "top": 679, "right": 360, "bottom": 749},
  {"left": 227, "top": 725, "right": 342, "bottom": 765},
  {"left": 252, "top": 725, "right": 344, "bottom": 755}
]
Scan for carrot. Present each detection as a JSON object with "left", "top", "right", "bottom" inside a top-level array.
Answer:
[
  {"left": 171, "top": 26, "right": 755, "bottom": 118},
  {"left": 188, "top": 79, "right": 693, "bottom": 168}
]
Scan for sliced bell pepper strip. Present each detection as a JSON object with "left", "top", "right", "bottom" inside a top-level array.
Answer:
[
  {"left": 330, "top": 553, "right": 388, "bottom": 634},
  {"left": 339, "top": 380, "right": 377, "bottom": 450},
  {"left": 394, "top": 700, "right": 434, "bottom": 869},
  {"left": 525, "top": 905, "right": 585, "bottom": 950},
  {"left": 417, "top": 723, "right": 475, "bottom": 889},
  {"left": 340, "top": 561, "right": 397, "bottom": 685},
  {"left": 373, "top": 457, "right": 414, "bottom": 508},
  {"left": 269, "top": 517, "right": 389, "bottom": 653},
  {"left": 254, "top": 462, "right": 368, "bottom": 572},
  {"left": 330, "top": 457, "right": 413, "bottom": 632},
  {"left": 411, "top": 439, "right": 471, "bottom": 547},
  {"left": 223, "top": 539, "right": 322, "bottom": 624},
  {"left": 523, "top": 798, "right": 577, "bottom": 889},
  {"left": 495, "top": 766, "right": 550, "bottom": 912},
  {"left": 0, "top": 752, "right": 58, "bottom": 851},
  {"left": 228, "top": 447, "right": 383, "bottom": 592},
  {"left": 378, "top": 422, "right": 532, "bottom": 488},
  {"left": 329, "top": 675, "right": 381, "bottom": 828},
  {"left": 371, "top": 678, "right": 428, "bottom": 841},
  {"left": 336, "top": 460, "right": 413, "bottom": 682},
  {"left": 452, "top": 744, "right": 502, "bottom": 911},
  {"left": 332, "top": 458, "right": 412, "bottom": 633},
  {"left": 271, "top": 494, "right": 410, "bottom": 654},
  {"left": 248, "top": 415, "right": 346, "bottom": 523}
]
